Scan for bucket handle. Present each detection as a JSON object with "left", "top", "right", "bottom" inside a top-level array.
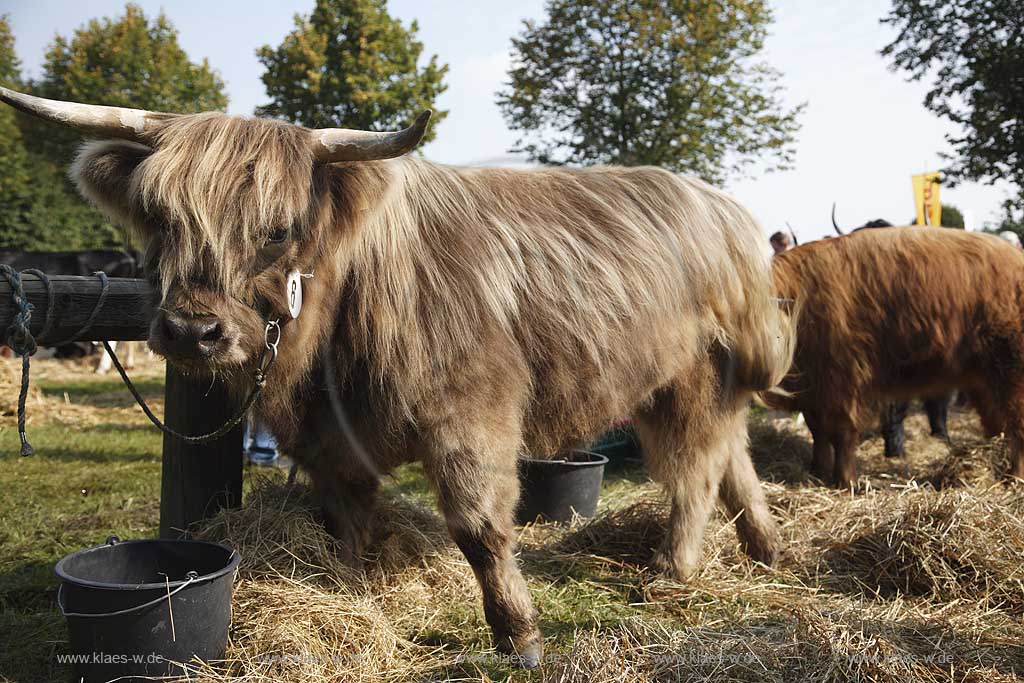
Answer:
[{"left": 57, "top": 571, "right": 198, "bottom": 619}]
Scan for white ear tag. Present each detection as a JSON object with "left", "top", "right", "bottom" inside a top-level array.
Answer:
[
  {"left": 286, "top": 271, "right": 303, "bottom": 319},
  {"left": 285, "top": 270, "right": 315, "bottom": 319}
]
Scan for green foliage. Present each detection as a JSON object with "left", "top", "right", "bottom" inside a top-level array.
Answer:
[
  {"left": 0, "top": 16, "right": 27, "bottom": 209},
  {"left": 28, "top": 3, "right": 227, "bottom": 163},
  {"left": 0, "top": 15, "right": 49, "bottom": 250},
  {"left": 990, "top": 196, "right": 1024, "bottom": 243},
  {"left": 497, "top": 0, "right": 803, "bottom": 183},
  {"left": 256, "top": 0, "right": 448, "bottom": 141},
  {"left": 0, "top": 4, "right": 228, "bottom": 251},
  {"left": 882, "top": 0, "right": 1024, "bottom": 190},
  {"left": 941, "top": 204, "right": 964, "bottom": 229}
]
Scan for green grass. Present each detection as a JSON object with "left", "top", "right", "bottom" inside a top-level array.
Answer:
[
  {"left": 0, "top": 361, "right": 166, "bottom": 683},
  {"left": 36, "top": 376, "right": 165, "bottom": 408}
]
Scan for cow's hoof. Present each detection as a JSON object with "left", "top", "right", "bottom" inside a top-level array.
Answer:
[
  {"left": 651, "top": 550, "right": 696, "bottom": 583},
  {"left": 740, "top": 528, "right": 781, "bottom": 567},
  {"left": 498, "top": 631, "right": 544, "bottom": 668},
  {"left": 810, "top": 462, "right": 833, "bottom": 483}
]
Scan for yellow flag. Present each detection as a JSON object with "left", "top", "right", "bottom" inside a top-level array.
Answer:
[{"left": 912, "top": 172, "right": 942, "bottom": 226}]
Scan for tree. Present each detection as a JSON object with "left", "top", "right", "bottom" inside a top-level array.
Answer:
[
  {"left": 0, "top": 15, "right": 30, "bottom": 239},
  {"left": 3, "top": 4, "right": 228, "bottom": 250},
  {"left": 256, "top": 0, "right": 448, "bottom": 141},
  {"left": 940, "top": 204, "right": 964, "bottom": 229},
  {"left": 882, "top": 0, "right": 1024, "bottom": 190},
  {"left": 0, "top": 15, "right": 71, "bottom": 251},
  {"left": 497, "top": 0, "right": 803, "bottom": 183},
  {"left": 991, "top": 196, "right": 1024, "bottom": 243},
  {"left": 29, "top": 3, "right": 227, "bottom": 163}
]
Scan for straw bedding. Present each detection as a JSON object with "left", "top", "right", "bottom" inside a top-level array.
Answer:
[{"left": 183, "top": 407, "right": 1024, "bottom": 682}]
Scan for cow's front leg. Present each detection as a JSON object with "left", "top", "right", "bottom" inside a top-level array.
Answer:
[
  {"left": 831, "top": 426, "right": 860, "bottom": 489},
  {"left": 306, "top": 461, "right": 380, "bottom": 566},
  {"left": 425, "top": 449, "right": 542, "bottom": 668},
  {"left": 924, "top": 394, "right": 952, "bottom": 439},
  {"left": 803, "top": 410, "right": 834, "bottom": 481}
]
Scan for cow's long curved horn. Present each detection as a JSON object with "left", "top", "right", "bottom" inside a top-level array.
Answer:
[
  {"left": 786, "top": 221, "right": 800, "bottom": 246},
  {"left": 831, "top": 202, "right": 845, "bottom": 236},
  {"left": 310, "top": 110, "right": 431, "bottom": 163},
  {"left": 0, "top": 86, "right": 175, "bottom": 142}
]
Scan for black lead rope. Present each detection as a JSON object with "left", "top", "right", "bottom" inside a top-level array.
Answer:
[
  {"left": 0, "top": 265, "right": 40, "bottom": 455},
  {"left": 100, "top": 330, "right": 277, "bottom": 445}
]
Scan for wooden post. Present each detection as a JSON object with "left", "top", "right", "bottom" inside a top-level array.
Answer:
[{"left": 159, "top": 365, "right": 244, "bottom": 539}]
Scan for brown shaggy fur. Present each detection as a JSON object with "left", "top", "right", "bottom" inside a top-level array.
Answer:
[
  {"left": 67, "top": 112, "right": 792, "bottom": 663},
  {"left": 768, "top": 227, "right": 1024, "bottom": 488}
]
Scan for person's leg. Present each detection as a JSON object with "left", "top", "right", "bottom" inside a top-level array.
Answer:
[
  {"left": 880, "top": 401, "right": 910, "bottom": 458},
  {"left": 924, "top": 393, "right": 952, "bottom": 439}
]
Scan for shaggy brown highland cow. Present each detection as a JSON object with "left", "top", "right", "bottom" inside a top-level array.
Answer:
[
  {"left": 768, "top": 227, "right": 1024, "bottom": 488},
  {"left": 0, "top": 87, "right": 793, "bottom": 667}
]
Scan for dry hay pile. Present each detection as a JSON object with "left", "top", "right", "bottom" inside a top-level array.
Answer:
[
  {"left": 190, "top": 480, "right": 470, "bottom": 682},
  {"left": 179, "top": 411, "right": 1024, "bottom": 683},
  {"left": 0, "top": 355, "right": 167, "bottom": 430}
]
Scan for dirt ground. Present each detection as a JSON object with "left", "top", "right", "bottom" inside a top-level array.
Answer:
[{"left": 1, "top": 357, "right": 1022, "bottom": 682}]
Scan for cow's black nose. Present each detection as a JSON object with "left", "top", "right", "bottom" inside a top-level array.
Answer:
[{"left": 160, "top": 310, "right": 223, "bottom": 358}]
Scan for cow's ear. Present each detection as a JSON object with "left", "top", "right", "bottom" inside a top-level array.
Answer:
[{"left": 71, "top": 140, "right": 152, "bottom": 236}]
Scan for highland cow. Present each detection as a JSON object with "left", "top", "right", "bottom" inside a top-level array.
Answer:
[
  {"left": 830, "top": 206, "right": 956, "bottom": 456},
  {"left": 768, "top": 227, "right": 1024, "bottom": 488},
  {"left": 1, "top": 87, "right": 793, "bottom": 666}
]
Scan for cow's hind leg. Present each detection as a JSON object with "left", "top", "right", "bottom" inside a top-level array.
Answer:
[
  {"left": 633, "top": 367, "right": 740, "bottom": 581},
  {"left": 718, "top": 427, "right": 782, "bottom": 566},
  {"left": 924, "top": 394, "right": 952, "bottom": 439},
  {"left": 124, "top": 341, "right": 136, "bottom": 369},
  {"left": 999, "top": 378, "right": 1024, "bottom": 480},
  {"left": 95, "top": 341, "right": 114, "bottom": 374},
  {"left": 425, "top": 448, "right": 542, "bottom": 667}
]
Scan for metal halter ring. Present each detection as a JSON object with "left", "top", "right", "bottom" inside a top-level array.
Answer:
[{"left": 265, "top": 318, "right": 281, "bottom": 352}]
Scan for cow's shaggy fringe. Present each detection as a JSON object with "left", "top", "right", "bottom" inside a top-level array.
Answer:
[{"left": 175, "top": 412, "right": 1024, "bottom": 683}]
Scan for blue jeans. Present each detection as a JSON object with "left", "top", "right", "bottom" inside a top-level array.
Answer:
[{"left": 244, "top": 419, "right": 279, "bottom": 465}]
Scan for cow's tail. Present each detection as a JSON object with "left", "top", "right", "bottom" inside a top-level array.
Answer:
[
  {"left": 710, "top": 194, "right": 797, "bottom": 396},
  {"left": 727, "top": 293, "right": 796, "bottom": 396}
]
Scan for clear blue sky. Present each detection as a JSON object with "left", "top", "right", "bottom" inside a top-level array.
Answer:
[{"left": 2, "top": 0, "right": 1013, "bottom": 240}]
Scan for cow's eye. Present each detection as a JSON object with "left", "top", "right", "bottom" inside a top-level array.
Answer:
[{"left": 267, "top": 228, "right": 288, "bottom": 245}]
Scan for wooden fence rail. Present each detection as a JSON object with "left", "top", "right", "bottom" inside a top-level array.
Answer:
[{"left": 0, "top": 273, "right": 242, "bottom": 538}]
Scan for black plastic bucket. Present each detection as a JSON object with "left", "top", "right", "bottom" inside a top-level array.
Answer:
[
  {"left": 55, "top": 536, "right": 240, "bottom": 683},
  {"left": 516, "top": 450, "right": 609, "bottom": 524}
]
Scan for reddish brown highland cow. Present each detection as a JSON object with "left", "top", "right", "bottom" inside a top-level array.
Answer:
[
  {"left": 1, "top": 87, "right": 793, "bottom": 667},
  {"left": 768, "top": 227, "right": 1024, "bottom": 488}
]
